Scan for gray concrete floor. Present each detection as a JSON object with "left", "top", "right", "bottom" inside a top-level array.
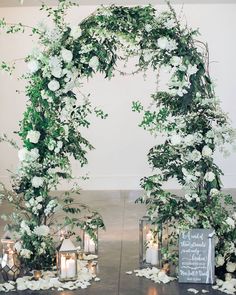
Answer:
[{"left": 1, "top": 189, "right": 235, "bottom": 295}]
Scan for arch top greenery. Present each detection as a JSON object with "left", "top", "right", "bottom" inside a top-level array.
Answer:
[{"left": 0, "top": 0, "right": 235, "bottom": 276}]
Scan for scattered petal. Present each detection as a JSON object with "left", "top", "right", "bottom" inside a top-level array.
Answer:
[
  {"left": 187, "top": 288, "right": 199, "bottom": 294},
  {"left": 126, "top": 271, "right": 133, "bottom": 275}
]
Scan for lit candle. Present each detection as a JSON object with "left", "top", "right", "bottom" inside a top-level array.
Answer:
[
  {"left": 66, "top": 258, "right": 76, "bottom": 278},
  {"left": 145, "top": 247, "right": 152, "bottom": 263},
  {"left": 60, "top": 255, "right": 67, "bottom": 279},
  {"left": 84, "top": 233, "right": 96, "bottom": 253},
  {"left": 150, "top": 243, "right": 159, "bottom": 265}
]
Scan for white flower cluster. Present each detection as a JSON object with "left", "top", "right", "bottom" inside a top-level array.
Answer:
[
  {"left": 33, "top": 225, "right": 50, "bottom": 236},
  {"left": 18, "top": 148, "right": 39, "bottom": 162},
  {"left": 44, "top": 199, "right": 59, "bottom": 216},
  {"left": 26, "top": 130, "right": 41, "bottom": 144},
  {"left": 25, "top": 195, "right": 43, "bottom": 214}
]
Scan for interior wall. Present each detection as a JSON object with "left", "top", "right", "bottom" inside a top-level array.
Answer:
[{"left": 0, "top": 3, "right": 236, "bottom": 190}]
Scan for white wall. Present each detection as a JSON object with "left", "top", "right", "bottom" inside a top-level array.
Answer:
[{"left": 0, "top": 3, "right": 236, "bottom": 190}]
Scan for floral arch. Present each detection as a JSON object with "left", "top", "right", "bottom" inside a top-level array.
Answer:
[{"left": 0, "top": 0, "right": 235, "bottom": 277}]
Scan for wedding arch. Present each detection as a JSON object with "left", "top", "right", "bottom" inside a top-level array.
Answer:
[{"left": 0, "top": 0, "right": 235, "bottom": 278}]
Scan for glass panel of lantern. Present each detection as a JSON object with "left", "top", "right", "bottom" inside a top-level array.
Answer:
[
  {"left": 83, "top": 228, "right": 98, "bottom": 255},
  {"left": 139, "top": 216, "right": 162, "bottom": 268},
  {"left": 57, "top": 238, "right": 78, "bottom": 282},
  {"left": 0, "top": 238, "right": 20, "bottom": 281}
]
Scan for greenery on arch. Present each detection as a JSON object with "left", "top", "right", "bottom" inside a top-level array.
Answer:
[{"left": 0, "top": 0, "right": 235, "bottom": 277}]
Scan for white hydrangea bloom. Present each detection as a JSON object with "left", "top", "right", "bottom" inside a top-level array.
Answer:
[
  {"left": 33, "top": 225, "right": 50, "bottom": 236},
  {"left": 26, "top": 130, "right": 41, "bottom": 144},
  {"left": 31, "top": 176, "right": 44, "bottom": 188}
]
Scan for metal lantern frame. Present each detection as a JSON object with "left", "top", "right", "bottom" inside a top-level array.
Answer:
[
  {"left": 139, "top": 216, "right": 163, "bottom": 268},
  {"left": 82, "top": 228, "right": 98, "bottom": 255},
  {"left": 0, "top": 239, "right": 20, "bottom": 281},
  {"left": 57, "top": 238, "right": 78, "bottom": 282}
]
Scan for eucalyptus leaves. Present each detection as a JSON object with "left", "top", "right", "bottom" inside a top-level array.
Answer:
[{"left": 0, "top": 0, "right": 235, "bottom": 279}]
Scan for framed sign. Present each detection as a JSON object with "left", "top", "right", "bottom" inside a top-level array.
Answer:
[{"left": 179, "top": 229, "right": 215, "bottom": 284}]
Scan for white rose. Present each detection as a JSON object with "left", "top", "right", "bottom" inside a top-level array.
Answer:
[
  {"left": 216, "top": 255, "right": 225, "bottom": 267},
  {"left": 225, "top": 273, "right": 233, "bottom": 281},
  {"left": 171, "top": 134, "right": 182, "bottom": 145},
  {"left": 30, "top": 148, "right": 40, "bottom": 161},
  {"left": 33, "top": 225, "right": 50, "bottom": 236},
  {"left": 185, "top": 194, "right": 192, "bottom": 202},
  {"left": 191, "top": 150, "right": 202, "bottom": 162},
  {"left": 184, "top": 134, "right": 195, "bottom": 146},
  {"left": 27, "top": 59, "right": 40, "bottom": 73},
  {"left": 61, "top": 48, "right": 73, "bottom": 63},
  {"left": 48, "top": 80, "right": 60, "bottom": 91},
  {"left": 70, "top": 25, "right": 82, "bottom": 39},
  {"left": 157, "top": 37, "right": 169, "bottom": 50},
  {"left": 170, "top": 56, "right": 182, "bottom": 67},
  {"left": 18, "top": 148, "right": 28, "bottom": 162},
  {"left": 202, "top": 146, "right": 213, "bottom": 157},
  {"left": 232, "top": 212, "right": 236, "bottom": 220},
  {"left": 226, "top": 262, "right": 236, "bottom": 273},
  {"left": 145, "top": 24, "right": 152, "bottom": 32},
  {"left": 204, "top": 172, "right": 215, "bottom": 182},
  {"left": 187, "top": 64, "right": 198, "bottom": 76},
  {"left": 51, "top": 67, "right": 62, "bottom": 78},
  {"left": 36, "top": 196, "right": 43, "bottom": 203},
  {"left": 226, "top": 217, "right": 235, "bottom": 228},
  {"left": 31, "top": 176, "right": 44, "bottom": 188},
  {"left": 20, "top": 249, "right": 32, "bottom": 259},
  {"left": 167, "top": 39, "right": 177, "bottom": 51},
  {"left": 26, "top": 130, "right": 40, "bottom": 144},
  {"left": 89, "top": 56, "right": 99, "bottom": 71},
  {"left": 210, "top": 188, "right": 219, "bottom": 196}
]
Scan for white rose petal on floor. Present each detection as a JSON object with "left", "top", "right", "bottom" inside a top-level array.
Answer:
[
  {"left": 127, "top": 268, "right": 176, "bottom": 284},
  {"left": 0, "top": 260, "right": 99, "bottom": 292}
]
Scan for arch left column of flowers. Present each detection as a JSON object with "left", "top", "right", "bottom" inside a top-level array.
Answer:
[{"left": 0, "top": 1, "right": 159, "bottom": 270}]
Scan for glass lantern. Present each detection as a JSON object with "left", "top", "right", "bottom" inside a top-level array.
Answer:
[
  {"left": 139, "top": 216, "right": 162, "bottom": 268},
  {"left": 83, "top": 229, "right": 98, "bottom": 255},
  {"left": 0, "top": 238, "right": 20, "bottom": 281},
  {"left": 57, "top": 238, "right": 78, "bottom": 282}
]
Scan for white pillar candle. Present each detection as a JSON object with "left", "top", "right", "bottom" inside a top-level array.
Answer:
[
  {"left": 60, "top": 256, "right": 67, "bottom": 279},
  {"left": 145, "top": 247, "right": 152, "bottom": 263},
  {"left": 150, "top": 244, "right": 159, "bottom": 265},
  {"left": 84, "top": 233, "right": 90, "bottom": 252},
  {"left": 66, "top": 258, "right": 76, "bottom": 278},
  {"left": 89, "top": 239, "right": 96, "bottom": 253}
]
